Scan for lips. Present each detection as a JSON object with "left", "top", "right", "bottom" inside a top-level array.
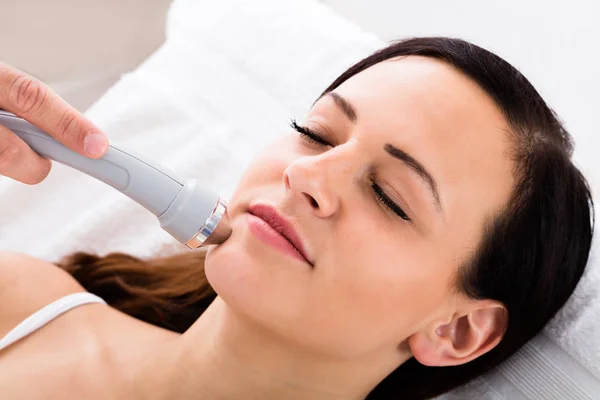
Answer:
[{"left": 248, "top": 204, "right": 312, "bottom": 265}]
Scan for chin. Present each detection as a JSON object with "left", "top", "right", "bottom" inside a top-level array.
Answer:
[
  {"left": 205, "top": 226, "right": 258, "bottom": 299},
  {"left": 203, "top": 220, "right": 317, "bottom": 338},
  {"left": 203, "top": 222, "right": 276, "bottom": 318}
]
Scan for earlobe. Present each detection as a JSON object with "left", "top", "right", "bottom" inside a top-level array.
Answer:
[{"left": 409, "top": 302, "right": 508, "bottom": 367}]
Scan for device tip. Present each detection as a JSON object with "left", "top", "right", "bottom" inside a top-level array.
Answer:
[{"left": 203, "top": 211, "right": 232, "bottom": 246}]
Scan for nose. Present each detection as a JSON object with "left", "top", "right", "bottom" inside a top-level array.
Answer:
[{"left": 283, "top": 149, "right": 355, "bottom": 218}]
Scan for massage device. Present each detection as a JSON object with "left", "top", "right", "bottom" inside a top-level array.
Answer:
[{"left": 0, "top": 109, "right": 231, "bottom": 247}]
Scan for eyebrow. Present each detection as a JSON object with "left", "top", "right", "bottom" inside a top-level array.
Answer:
[
  {"left": 328, "top": 92, "right": 357, "bottom": 122},
  {"left": 323, "top": 91, "right": 443, "bottom": 212},
  {"left": 384, "top": 144, "right": 442, "bottom": 211}
]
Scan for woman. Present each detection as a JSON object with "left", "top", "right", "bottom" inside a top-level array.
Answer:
[{"left": 0, "top": 37, "right": 594, "bottom": 399}]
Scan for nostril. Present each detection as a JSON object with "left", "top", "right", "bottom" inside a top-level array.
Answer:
[{"left": 305, "top": 193, "right": 318, "bottom": 208}]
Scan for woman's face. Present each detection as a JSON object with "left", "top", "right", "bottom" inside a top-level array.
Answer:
[{"left": 205, "top": 56, "right": 514, "bottom": 360}]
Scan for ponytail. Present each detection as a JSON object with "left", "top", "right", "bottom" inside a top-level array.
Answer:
[{"left": 55, "top": 250, "right": 215, "bottom": 333}]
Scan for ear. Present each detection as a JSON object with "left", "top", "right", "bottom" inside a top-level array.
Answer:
[{"left": 408, "top": 301, "right": 508, "bottom": 367}]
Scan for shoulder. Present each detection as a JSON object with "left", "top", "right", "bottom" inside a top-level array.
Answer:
[{"left": 0, "top": 251, "right": 86, "bottom": 335}]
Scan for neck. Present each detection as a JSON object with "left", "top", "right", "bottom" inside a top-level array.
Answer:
[{"left": 136, "top": 296, "right": 408, "bottom": 400}]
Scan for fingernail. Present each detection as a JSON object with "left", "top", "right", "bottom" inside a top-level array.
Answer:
[{"left": 84, "top": 132, "right": 108, "bottom": 156}]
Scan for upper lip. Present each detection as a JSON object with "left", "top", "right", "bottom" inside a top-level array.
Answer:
[{"left": 248, "top": 204, "right": 313, "bottom": 266}]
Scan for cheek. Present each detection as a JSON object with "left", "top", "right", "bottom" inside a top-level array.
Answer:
[
  {"left": 311, "top": 227, "right": 454, "bottom": 354},
  {"left": 227, "top": 140, "right": 293, "bottom": 205}
]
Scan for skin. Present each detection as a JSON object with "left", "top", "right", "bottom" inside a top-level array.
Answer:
[{"left": 0, "top": 56, "right": 513, "bottom": 399}]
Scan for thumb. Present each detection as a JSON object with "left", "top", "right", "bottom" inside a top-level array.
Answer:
[{"left": 0, "top": 62, "right": 109, "bottom": 158}]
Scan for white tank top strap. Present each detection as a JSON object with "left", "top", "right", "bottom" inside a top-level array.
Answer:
[{"left": 0, "top": 292, "right": 106, "bottom": 352}]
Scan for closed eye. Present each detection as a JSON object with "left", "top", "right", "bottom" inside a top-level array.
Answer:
[
  {"left": 289, "top": 118, "right": 411, "bottom": 222},
  {"left": 371, "top": 182, "right": 410, "bottom": 221},
  {"left": 290, "top": 119, "right": 330, "bottom": 147}
]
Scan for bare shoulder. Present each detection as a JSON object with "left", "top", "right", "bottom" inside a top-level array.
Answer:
[
  {"left": 0, "top": 251, "right": 175, "bottom": 399},
  {"left": 0, "top": 251, "right": 86, "bottom": 336}
]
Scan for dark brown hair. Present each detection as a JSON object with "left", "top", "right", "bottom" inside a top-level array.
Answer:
[{"left": 56, "top": 37, "right": 594, "bottom": 399}]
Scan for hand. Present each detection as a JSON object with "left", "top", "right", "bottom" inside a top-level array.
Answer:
[{"left": 0, "top": 62, "right": 109, "bottom": 184}]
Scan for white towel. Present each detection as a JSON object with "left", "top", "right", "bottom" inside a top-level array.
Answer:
[{"left": 0, "top": 0, "right": 597, "bottom": 397}]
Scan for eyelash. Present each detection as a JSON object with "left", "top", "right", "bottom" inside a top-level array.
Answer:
[{"left": 289, "top": 118, "right": 411, "bottom": 222}]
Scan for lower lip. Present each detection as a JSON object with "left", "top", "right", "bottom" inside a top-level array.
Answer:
[{"left": 246, "top": 213, "right": 309, "bottom": 264}]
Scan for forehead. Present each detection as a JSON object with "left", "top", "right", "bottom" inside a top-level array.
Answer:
[
  {"left": 329, "top": 56, "right": 508, "bottom": 141},
  {"left": 326, "top": 56, "right": 514, "bottom": 240}
]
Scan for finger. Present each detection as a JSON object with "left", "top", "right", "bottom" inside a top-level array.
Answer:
[
  {"left": 0, "top": 124, "right": 52, "bottom": 185},
  {"left": 0, "top": 62, "right": 108, "bottom": 158}
]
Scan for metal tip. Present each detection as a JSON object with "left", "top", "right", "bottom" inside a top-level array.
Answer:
[
  {"left": 202, "top": 211, "right": 232, "bottom": 246},
  {"left": 185, "top": 197, "right": 232, "bottom": 248}
]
